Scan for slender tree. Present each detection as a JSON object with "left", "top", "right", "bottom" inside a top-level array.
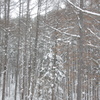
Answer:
[
  {"left": 77, "top": 0, "right": 84, "bottom": 100},
  {"left": 14, "top": 0, "right": 21, "bottom": 100}
]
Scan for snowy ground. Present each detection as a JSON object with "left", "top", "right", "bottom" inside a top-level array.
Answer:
[{"left": 0, "top": 76, "right": 20, "bottom": 100}]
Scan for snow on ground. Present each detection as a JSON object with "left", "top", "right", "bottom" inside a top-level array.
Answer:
[{"left": 0, "top": 76, "right": 20, "bottom": 100}]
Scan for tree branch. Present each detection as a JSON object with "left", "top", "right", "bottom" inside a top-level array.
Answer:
[{"left": 67, "top": 0, "right": 100, "bottom": 16}]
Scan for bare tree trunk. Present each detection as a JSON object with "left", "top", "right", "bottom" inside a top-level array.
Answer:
[
  {"left": 2, "top": 0, "right": 10, "bottom": 99},
  {"left": 66, "top": 42, "right": 70, "bottom": 100},
  {"left": 51, "top": 3, "right": 60, "bottom": 100},
  {"left": 31, "top": 0, "right": 41, "bottom": 100},
  {"left": 26, "top": 0, "right": 30, "bottom": 99},
  {"left": 14, "top": 0, "right": 21, "bottom": 100},
  {"left": 77, "top": 0, "right": 84, "bottom": 100},
  {"left": 0, "top": 0, "right": 1, "bottom": 74}
]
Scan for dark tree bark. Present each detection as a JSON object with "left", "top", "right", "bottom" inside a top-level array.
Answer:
[
  {"left": 2, "top": 0, "right": 10, "bottom": 100},
  {"left": 14, "top": 0, "right": 21, "bottom": 100},
  {"left": 77, "top": 0, "right": 84, "bottom": 100}
]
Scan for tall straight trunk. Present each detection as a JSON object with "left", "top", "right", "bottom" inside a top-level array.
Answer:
[
  {"left": 51, "top": 38, "right": 57, "bottom": 100},
  {"left": 6, "top": 0, "right": 10, "bottom": 96},
  {"left": 14, "top": 0, "right": 21, "bottom": 100},
  {"left": 31, "top": 0, "right": 41, "bottom": 100},
  {"left": 2, "top": 0, "right": 10, "bottom": 100},
  {"left": 2, "top": 0, "right": 8, "bottom": 100},
  {"left": 33, "top": 0, "right": 41, "bottom": 71},
  {"left": 77, "top": 0, "right": 84, "bottom": 100},
  {"left": 7, "top": 0, "right": 10, "bottom": 22},
  {"left": 26, "top": 0, "right": 30, "bottom": 99},
  {"left": 21, "top": 0, "right": 30, "bottom": 99},
  {"left": 66, "top": 43, "right": 70, "bottom": 100},
  {"left": 51, "top": 3, "right": 59, "bottom": 100},
  {"left": 28, "top": 33, "right": 32, "bottom": 99},
  {"left": 0, "top": 2, "right": 2, "bottom": 78}
]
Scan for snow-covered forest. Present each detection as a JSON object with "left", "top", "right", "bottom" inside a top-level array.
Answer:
[{"left": 0, "top": 0, "right": 100, "bottom": 100}]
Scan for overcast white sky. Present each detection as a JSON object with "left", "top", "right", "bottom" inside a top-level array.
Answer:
[
  {"left": 10, "top": 0, "right": 66, "bottom": 18},
  {"left": 10, "top": 0, "right": 38, "bottom": 18},
  {"left": 3, "top": 0, "right": 64, "bottom": 18}
]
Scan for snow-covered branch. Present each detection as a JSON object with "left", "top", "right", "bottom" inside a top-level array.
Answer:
[
  {"left": 92, "top": 58, "right": 100, "bottom": 66},
  {"left": 67, "top": 0, "right": 100, "bottom": 16},
  {"left": 45, "top": 24, "right": 80, "bottom": 38},
  {"left": 86, "top": 43, "right": 100, "bottom": 49},
  {"left": 87, "top": 28, "right": 100, "bottom": 40}
]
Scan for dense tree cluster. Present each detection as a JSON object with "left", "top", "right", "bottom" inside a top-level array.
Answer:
[{"left": 0, "top": 0, "right": 100, "bottom": 100}]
